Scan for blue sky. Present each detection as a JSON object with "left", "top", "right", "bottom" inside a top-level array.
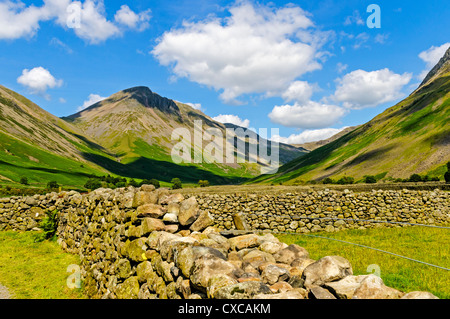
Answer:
[{"left": 1, "top": 0, "right": 449, "bottom": 144}]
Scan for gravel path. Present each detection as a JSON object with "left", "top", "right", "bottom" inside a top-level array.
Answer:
[{"left": 0, "top": 283, "right": 11, "bottom": 299}]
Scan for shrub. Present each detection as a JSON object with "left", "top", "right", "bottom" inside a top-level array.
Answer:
[
  {"left": 34, "top": 210, "right": 59, "bottom": 242},
  {"left": 84, "top": 178, "right": 102, "bottom": 190},
  {"left": 127, "top": 179, "right": 139, "bottom": 187},
  {"left": 20, "top": 177, "right": 28, "bottom": 185},
  {"left": 336, "top": 176, "right": 355, "bottom": 185},
  {"left": 116, "top": 181, "right": 127, "bottom": 188},
  {"left": 322, "top": 177, "right": 333, "bottom": 184},
  {"left": 408, "top": 174, "right": 422, "bottom": 183},
  {"left": 47, "top": 181, "right": 59, "bottom": 190},
  {"left": 445, "top": 171, "right": 450, "bottom": 184},
  {"left": 171, "top": 178, "right": 182, "bottom": 190},
  {"left": 198, "top": 180, "right": 210, "bottom": 187},
  {"left": 364, "top": 175, "right": 377, "bottom": 184},
  {"left": 140, "top": 179, "right": 160, "bottom": 189}
]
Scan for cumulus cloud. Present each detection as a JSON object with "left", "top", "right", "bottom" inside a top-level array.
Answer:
[
  {"left": 418, "top": 42, "right": 450, "bottom": 80},
  {"left": 152, "top": 2, "right": 327, "bottom": 104},
  {"left": 281, "top": 81, "right": 314, "bottom": 103},
  {"left": 77, "top": 93, "right": 106, "bottom": 111},
  {"left": 114, "top": 5, "right": 150, "bottom": 31},
  {"left": 212, "top": 114, "right": 250, "bottom": 128},
  {"left": 332, "top": 68, "right": 412, "bottom": 109},
  {"left": 272, "top": 126, "right": 349, "bottom": 145},
  {"left": 0, "top": 0, "right": 150, "bottom": 44},
  {"left": 17, "top": 67, "right": 63, "bottom": 97},
  {"left": 0, "top": 1, "right": 44, "bottom": 39},
  {"left": 268, "top": 101, "right": 346, "bottom": 129}
]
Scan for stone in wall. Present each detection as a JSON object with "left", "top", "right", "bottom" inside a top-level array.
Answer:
[{"left": 0, "top": 186, "right": 446, "bottom": 300}]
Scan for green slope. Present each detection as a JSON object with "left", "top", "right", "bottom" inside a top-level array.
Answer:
[
  {"left": 63, "top": 86, "right": 305, "bottom": 185},
  {"left": 252, "top": 50, "right": 450, "bottom": 185},
  {"left": 0, "top": 131, "right": 107, "bottom": 188}
]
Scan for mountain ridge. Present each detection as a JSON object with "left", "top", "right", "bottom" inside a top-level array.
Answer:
[{"left": 250, "top": 47, "right": 450, "bottom": 184}]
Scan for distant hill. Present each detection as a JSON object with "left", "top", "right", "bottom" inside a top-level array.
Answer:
[
  {"left": 293, "top": 126, "right": 360, "bottom": 152},
  {"left": 0, "top": 85, "right": 113, "bottom": 188},
  {"left": 251, "top": 46, "right": 450, "bottom": 184},
  {"left": 62, "top": 86, "right": 306, "bottom": 184}
]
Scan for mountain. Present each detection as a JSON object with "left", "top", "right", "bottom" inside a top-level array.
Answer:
[
  {"left": 63, "top": 86, "right": 306, "bottom": 184},
  {"left": 292, "top": 126, "right": 360, "bottom": 152},
  {"left": 0, "top": 85, "right": 114, "bottom": 187},
  {"left": 251, "top": 46, "right": 450, "bottom": 184}
]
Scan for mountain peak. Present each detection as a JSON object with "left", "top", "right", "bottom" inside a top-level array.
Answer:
[
  {"left": 419, "top": 45, "right": 450, "bottom": 88},
  {"left": 119, "top": 86, "right": 180, "bottom": 115}
]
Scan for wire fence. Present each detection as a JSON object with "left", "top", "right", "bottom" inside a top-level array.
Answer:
[{"left": 233, "top": 212, "right": 450, "bottom": 271}]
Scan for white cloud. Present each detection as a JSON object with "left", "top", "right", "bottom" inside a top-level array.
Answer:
[
  {"left": 0, "top": 0, "right": 150, "bottom": 44},
  {"left": 374, "top": 33, "right": 389, "bottom": 44},
  {"left": 212, "top": 114, "right": 250, "bottom": 128},
  {"left": 336, "top": 62, "right": 348, "bottom": 73},
  {"left": 152, "top": 2, "right": 327, "bottom": 104},
  {"left": 114, "top": 5, "right": 150, "bottom": 31},
  {"left": 333, "top": 68, "right": 412, "bottom": 109},
  {"left": 50, "top": 37, "right": 73, "bottom": 54},
  {"left": 184, "top": 102, "right": 202, "bottom": 110},
  {"left": 268, "top": 101, "right": 346, "bottom": 129},
  {"left": 418, "top": 42, "right": 450, "bottom": 80},
  {"left": 272, "top": 126, "right": 349, "bottom": 144},
  {"left": 17, "top": 67, "right": 63, "bottom": 96},
  {"left": 77, "top": 93, "right": 106, "bottom": 111},
  {"left": 0, "top": 1, "right": 46, "bottom": 39},
  {"left": 281, "top": 81, "right": 314, "bottom": 103},
  {"left": 343, "top": 10, "right": 364, "bottom": 26}
]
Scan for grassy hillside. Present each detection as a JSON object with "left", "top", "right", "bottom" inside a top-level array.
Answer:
[
  {"left": 63, "top": 86, "right": 305, "bottom": 185},
  {"left": 251, "top": 70, "right": 450, "bottom": 185}
]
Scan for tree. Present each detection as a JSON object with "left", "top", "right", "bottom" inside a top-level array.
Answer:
[
  {"left": 20, "top": 177, "right": 28, "bottom": 185},
  {"left": 364, "top": 175, "right": 377, "bottom": 184},
  {"left": 47, "top": 181, "right": 59, "bottom": 190},
  {"left": 140, "top": 179, "right": 160, "bottom": 189},
  {"left": 84, "top": 178, "right": 102, "bottom": 190},
  {"left": 322, "top": 177, "right": 333, "bottom": 184},
  {"left": 127, "top": 179, "right": 139, "bottom": 187},
  {"left": 445, "top": 171, "right": 450, "bottom": 183},
  {"left": 336, "top": 176, "right": 354, "bottom": 185},
  {"left": 198, "top": 180, "right": 210, "bottom": 187},
  {"left": 171, "top": 178, "right": 182, "bottom": 190},
  {"left": 408, "top": 174, "right": 422, "bottom": 183}
]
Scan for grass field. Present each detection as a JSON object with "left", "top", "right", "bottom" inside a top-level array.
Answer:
[
  {"left": 276, "top": 225, "right": 450, "bottom": 299},
  {"left": 1, "top": 225, "right": 448, "bottom": 299},
  {"left": 0, "top": 231, "right": 84, "bottom": 299}
]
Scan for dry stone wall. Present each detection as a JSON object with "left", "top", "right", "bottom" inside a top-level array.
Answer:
[
  {"left": 0, "top": 186, "right": 447, "bottom": 300},
  {"left": 193, "top": 189, "right": 450, "bottom": 232}
]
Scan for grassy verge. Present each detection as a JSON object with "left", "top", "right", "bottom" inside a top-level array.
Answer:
[
  {"left": 276, "top": 225, "right": 450, "bottom": 299},
  {"left": 0, "top": 231, "right": 85, "bottom": 299}
]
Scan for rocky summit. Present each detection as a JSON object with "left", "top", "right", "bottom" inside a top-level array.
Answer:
[{"left": 0, "top": 185, "right": 441, "bottom": 299}]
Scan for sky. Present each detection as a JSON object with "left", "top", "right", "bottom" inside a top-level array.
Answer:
[{"left": 1, "top": 0, "right": 450, "bottom": 145}]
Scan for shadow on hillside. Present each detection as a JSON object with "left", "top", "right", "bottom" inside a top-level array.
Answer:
[
  {"left": 342, "top": 144, "right": 396, "bottom": 168},
  {"left": 81, "top": 152, "right": 249, "bottom": 184},
  {"left": 424, "top": 128, "right": 450, "bottom": 147},
  {"left": 0, "top": 160, "right": 95, "bottom": 179},
  {"left": 68, "top": 132, "right": 117, "bottom": 155}
]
